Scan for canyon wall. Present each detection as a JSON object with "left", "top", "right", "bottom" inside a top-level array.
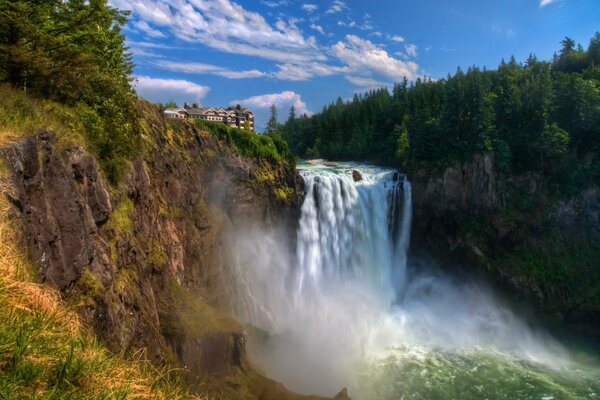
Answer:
[
  {"left": 1, "top": 102, "right": 347, "bottom": 400},
  {"left": 410, "top": 152, "right": 600, "bottom": 339}
]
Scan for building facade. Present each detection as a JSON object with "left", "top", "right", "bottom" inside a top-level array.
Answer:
[{"left": 164, "top": 103, "right": 254, "bottom": 131}]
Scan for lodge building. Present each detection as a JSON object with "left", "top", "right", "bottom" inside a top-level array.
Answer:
[{"left": 164, "top": 103, "right": 254, "bottom": 131}]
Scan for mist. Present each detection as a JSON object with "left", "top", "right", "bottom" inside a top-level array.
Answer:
[{"left": 224, "top": 163, "right": 575, "bottom": 398}]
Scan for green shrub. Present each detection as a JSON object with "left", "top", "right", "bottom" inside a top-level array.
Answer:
[{"left": 196, "top": 120, "right": 289, "bottom": 163}]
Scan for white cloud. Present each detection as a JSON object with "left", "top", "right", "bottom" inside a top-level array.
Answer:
[
  {"left": 130, "top": 47, "right": 165, "bottom": 58},
  {"left": 273, "top": 63, "right": 349, "bottom": 81},
  {"left": 331, "top": 35, "right": 420, "bottom": 81},
  {"left": 132, "top": 20, "right": 166, "bottom": 38},
  {"left": 127, "top": 40, "right": 179, "bottom": 50},
  {"left": 389, "top": 35, "right": 405, "bottom": 43},
  {"left": 110, "top": 0, "right": 324, "bottom": 64},
  {"left": 326, "top": 0, "right": 348, "bottom": 14},
  {"left": 310, "top": 24, "right": 325, "bottom": 35},
  {"left": 155, "top": 60, "right": 265, "bottom": 79},
  {"left": 346, "top": 76, "right": 389, "bottom": 88},
  {"left": 359, "top": 21, "right": 374, "bottom": 31},
  {"left": 115, "top": 0, "right": 423, "bottom": 88},
  {"left": 405, "top": 43, "right": 418, "bottom": 58},
  {"left": 539, "top": 0, "right": 557, "bottom": 7},
  {"left": 231, "top": 91, "right": 312, "bottom": 116},
  {"left": 302, "top": 3, "right": 318, "bottom": 12},
  {"left": 134, "top": 76, "right": 210, "bottom": 105},
  {"left": 261, "top": 0, "right": 289, "bottom": 7}
]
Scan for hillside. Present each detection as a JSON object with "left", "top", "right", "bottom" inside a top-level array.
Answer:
[{"left": 0, "top": 85, "right": 351, "bottom": 399}]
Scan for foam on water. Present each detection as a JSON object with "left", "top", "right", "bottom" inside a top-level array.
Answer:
[{"left": 226, "top": 161, "right": 599, "bottom": 399}]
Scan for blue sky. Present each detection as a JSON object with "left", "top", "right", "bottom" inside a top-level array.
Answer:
[{"left": 111, "top": 0, "right": 600, "bottom": 131}]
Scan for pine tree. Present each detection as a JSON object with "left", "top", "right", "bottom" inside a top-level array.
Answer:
[{"left": 265, "top": 104, "right": 279, "bottom": 134}]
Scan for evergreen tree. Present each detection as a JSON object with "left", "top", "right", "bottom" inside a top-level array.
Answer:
[
  {"left": 265, "top": 104, "right": 279, "bottom": 134},
  {"left": 0, "top": 0, "right": 137, "bottom": 182},
  {"left": 282, "top": 32, "right": 600, "bottom": 191}
]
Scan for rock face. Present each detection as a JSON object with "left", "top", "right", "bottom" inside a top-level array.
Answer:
[
  {"left": 412, "top": 153, "right": 497, "bottom": 215},
  {"left": 5, "top": 131, "right": 112, "bottom": 289},
  {"left": 409, "top": 151, "right": 600, "bottom": 339},
  {"left": 1, "top": 103, "right": 342, "bottom": 399}
]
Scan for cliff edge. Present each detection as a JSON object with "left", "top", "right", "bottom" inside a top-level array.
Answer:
[{"left": 0, "top": 99, "right": 349, "bottom": 400}]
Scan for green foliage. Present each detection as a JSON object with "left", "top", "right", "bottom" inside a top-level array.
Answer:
[
  {"left": 493, "top": 237, "right": 600, "bottom": 307},
  {"left": 161, "top": 282, "right": 241, "bottom": 339},
  {"left": 196, "top": 119, "right": 292, "bottom": 163},
  {"left": 285, "top": 33, "right": 600, "bottom": 193},
  {"left": 0, "top": 0, "right": 138, "bottom": 183},
  {"left": 147, "top": 239, "right": 168, "bottom": 267},
  {"left": 492, "top": 139, "right": 512, "bottom": 173},
  {"left": 394, "top": 124, "right": 410, "bottom": 166},
  {"left": 273, "top": 186, "right": 294, "bottom": 203},
  {"left": 106, "top": 196, "right": 134, "bottom": 235},
  {"left": 75, "top": 268, "right": 103, "bottom": 307}
]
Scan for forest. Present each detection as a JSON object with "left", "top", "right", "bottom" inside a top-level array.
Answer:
[{"left": 283, "top": 34, "right": 600, "bottom": 195}]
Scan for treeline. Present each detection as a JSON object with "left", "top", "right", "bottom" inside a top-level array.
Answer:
[
  {"left": 283, "top": 34, "right": 600, "bottom": 193},
  {"left": 0, "top": 0, "right": 136, "bottom": 182}
]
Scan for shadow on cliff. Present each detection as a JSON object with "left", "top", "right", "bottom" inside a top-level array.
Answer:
[{"left": 0, "top": 100, "right": 349, "bottom": 400}]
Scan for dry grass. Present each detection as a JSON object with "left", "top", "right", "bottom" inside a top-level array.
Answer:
[{"left": 0, "top": 142, "right": 205, "bottom": 399}]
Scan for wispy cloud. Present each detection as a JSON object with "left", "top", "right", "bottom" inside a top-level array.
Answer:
[
  {"left": 310, "top": 24, "right": 325, "bottom": 35},
  {"left": 346, "top": 76, "right": 389, "bottom": 88},
  {"left": 117, "top": 0, "right": 423, "bottom": 89},
  {"left": 261, "top": 0, "right": 290, "bottom": 7},
  {"left": 326, "top": 0, "right": 348, "bottom": 14},
  {"left": 134, "top": 76, "right": 210, "bottom": 105},
  {"left": 127, "top": 40, "right": 179, "bottom": 50},
  {"left": 231, "top": 91, "right": 313, "bottom": 116},
  {"left": 273, "top": 62, "right": 350, "bottom": 81},
  {"left": 154, "top": 60, "right": 265, "bottom": 79},
  {"left": 389, "top": 35, "right": 405, "bottom": 43},
  {"left": 405, "top": 43, "right": 418, "bottom": 58},
  {"left": 539, "top": 0, "right": 558, "bottom": 7},
  {"left": 132, "top": 20, "right": 166, "bottom": 38},
  {"left": 111, "top": 0, "right": 324, "bottom": 64},
  {"left": 302, "top": 3, "right": 318, "bottom": 12},
  {"left": 129, "top": 47, "right": 165, "bottom": 58}
]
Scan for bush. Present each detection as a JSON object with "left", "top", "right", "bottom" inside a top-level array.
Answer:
[{"left": 196, "top": 120, "right": 291, "bottom": 163}]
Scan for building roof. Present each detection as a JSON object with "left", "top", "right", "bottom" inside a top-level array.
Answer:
[
  {"left": 185, "top": 107, "right": 211, "bottom": 115},
  {"left": 226, "top": 106, "right": 252, "bottom": 115},
  {"left": 164, "top": 108, "right": 188, "bottom": 114},
  {"left": 183, "top": 105, "right": 253, "bottom": 117}
]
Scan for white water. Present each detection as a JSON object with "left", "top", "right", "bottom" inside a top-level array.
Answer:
[{"left": 227, "top": 161, "right": 581, "bottom": 398}]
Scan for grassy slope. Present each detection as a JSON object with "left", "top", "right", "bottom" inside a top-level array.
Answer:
[{"left": 0, "top": 86, "right": 204, "bottom": 399}]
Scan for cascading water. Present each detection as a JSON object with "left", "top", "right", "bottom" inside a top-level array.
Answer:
[
  {"left": 227, "top": 161, "right": 600, "bottom": 399},
  {"left": 295, "top": 165, "right": 411, "bottom": 306}
]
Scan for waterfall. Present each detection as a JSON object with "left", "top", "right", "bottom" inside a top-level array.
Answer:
[
  {"left": 227, "top": 161, "right": 576, "bottom": 398},
  {"left": 295, "top": 166, "right": 412, "bottom": 305}
]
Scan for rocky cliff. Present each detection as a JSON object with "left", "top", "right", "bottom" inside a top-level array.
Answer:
[
  {"left": 410, "top": 152, "right": 600, "bottom": 340},
  {"left": 0, "top": 101, "right": 348, "bottom": 400}
]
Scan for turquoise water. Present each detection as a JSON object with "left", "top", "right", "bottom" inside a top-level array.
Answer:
[
  {"left": 234, "top": 161, "right": 600, "bottom": 399},
  {"left": 359, "top": 346, "right": 600, "bottom": 400}
]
